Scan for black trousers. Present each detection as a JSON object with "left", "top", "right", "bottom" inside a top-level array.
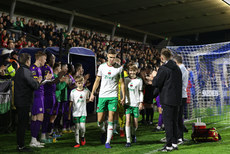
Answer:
[
  {"left": 162, "top": 104, "right": 179, "bottom": 146},
  {"left": 16, "top": 106, "right": 30, "bottom": 147},
  {"left": 178, "top": 98, "right": 187, "bottom": 140}
]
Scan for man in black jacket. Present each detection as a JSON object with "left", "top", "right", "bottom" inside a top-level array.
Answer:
[
  {"left": 152, "top": 48, "right": 182, "bottom": 152},
  {"left": 14, "top": 53, "right": 41, "bottom": 152}
]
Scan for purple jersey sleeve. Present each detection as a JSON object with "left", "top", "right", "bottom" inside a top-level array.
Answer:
[
  {"left": 42, "top": 64, "right": 56, "bottom": 96},
  {"left": 30, "top": 64, "right": 40, "bottom": 79},
  {"left": 69, "top": 74, "right": 75, "bottom": 84},
  {"left": 30, "top": 64, "right": 44, "bottom": 94},
  {"left": 42, "top": 64, "right": 55, "bottom": 80}
]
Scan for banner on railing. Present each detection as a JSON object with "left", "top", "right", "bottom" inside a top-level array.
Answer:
[{"left": 0, "top": 81, "right": 11, "bottom": 114}]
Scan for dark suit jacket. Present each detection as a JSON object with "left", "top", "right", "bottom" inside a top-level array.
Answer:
[
  {"left": 14, "top": 64, "right": 40, "bottom": 107},
  {"left": 152, "top": 60, "right": 182, "bottom": 106}
]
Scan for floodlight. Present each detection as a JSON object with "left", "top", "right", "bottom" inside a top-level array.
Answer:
[{"left": 223, "top": 0, "right": 230, "bottom": 5}]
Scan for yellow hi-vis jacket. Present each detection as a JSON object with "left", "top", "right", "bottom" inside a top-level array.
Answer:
[{"left": 5, "top": 64, "right": 16, "bottom": 77}]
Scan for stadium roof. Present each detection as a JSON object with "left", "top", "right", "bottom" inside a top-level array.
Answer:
[{"left": 1, "top": 0, "right": 230, "bottom": 41}]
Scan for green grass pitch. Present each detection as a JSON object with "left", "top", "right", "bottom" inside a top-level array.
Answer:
[{"left": 1, "top": 113, "right": 230, "bottom": 154}]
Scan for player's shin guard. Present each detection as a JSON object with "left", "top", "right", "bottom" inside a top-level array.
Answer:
[
  {"left": 80, "top": 123, "right": 86, "bottom": 138},
  {"left": 75, "top": 123, "right": 80, "bottom": 144},
  {"left": 33, "top": 120, "right": 42, "bottom": 138},
  {"left": 106, "top": 122, "right": 113, "bottom": 144},
  {"left": 31, "top": 121, "right": 36, "bottom": 137},
  {"left": 41, "top": 114, "right": 50, "bottom": 134},
  {"left": 125, "top": 126, "right": 131, "bottom": 143}
]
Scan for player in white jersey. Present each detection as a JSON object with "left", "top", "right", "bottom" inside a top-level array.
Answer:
[
  {"left": 89, "top": 49, "right": 125, "bottom": 148},
  {"left": 173, "top": 55, "right": 188, "bottom": 144},
  {"left": 68, "top": 76, "right": 90, "bottom": 148},
  {"left": 124, "top": 63, "right": 143, "bottom": 147}
]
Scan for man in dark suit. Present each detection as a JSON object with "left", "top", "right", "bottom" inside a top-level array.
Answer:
[
  {"left": 14, "top": 53, "right": 41, "bottom": 152},
  {"left": 152, "top": 48, "right": 182, "bottom": 152}
]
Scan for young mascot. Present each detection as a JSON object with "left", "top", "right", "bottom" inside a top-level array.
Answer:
[
  {"left": 69, "top": 76, "right": 90, "bottom": 148},
  {"left": 124, "top": 63, "right": 143, "bottom": 147}
]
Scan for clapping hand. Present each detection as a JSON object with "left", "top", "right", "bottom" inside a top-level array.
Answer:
[
  {"left": 152, "top": 71, "right": 157, "bottom": 78},
  {"left": 37, "top": 76, "right": 42, "bottom": 83},
  {"left": 45, "top": 72, "right": 52, "bottom": 80},
  {"left": 60, "top": 76, "right": 69, "bottom": 84}
]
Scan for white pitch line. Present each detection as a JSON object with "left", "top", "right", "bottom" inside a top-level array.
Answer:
[
  {"left": 144, "top": 148, "right": 162, "bottom": 154},
  {"left": 219, "top": 126, "right": 230, "bottom": 130}
]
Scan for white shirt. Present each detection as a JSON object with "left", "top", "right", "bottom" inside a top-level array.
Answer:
[
  {"left": 97, "top": 63, "right": 123, "bottom": 98},
  {"left": 70, "top": 88, "right": 90, "bottom": 117},
  {"left": 179, "top": 64, "right": 189, "bottom": 98},
  {"left": 125, "top": 77, "right": 143, "bottom": 107}
]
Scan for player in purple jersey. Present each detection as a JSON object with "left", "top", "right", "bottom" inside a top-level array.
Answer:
[
  {"left": 48, "top": 63, "right": 68, "bottom": 136},
  {"left": 40, "top": 53, "right": 56, "bottom": 143},
  {"left": 29, "top": 51, "right": 52, "bottom": 148},
  {"left": 55, "top": 63, "right": 69, "bottom": 133},
  {"left": 62, "top": 64, "right": 76, "bottom": 133}
]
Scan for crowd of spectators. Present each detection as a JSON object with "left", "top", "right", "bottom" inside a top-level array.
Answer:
[{"left": 0, "top": 12, "right": 161, "bottom": 69}]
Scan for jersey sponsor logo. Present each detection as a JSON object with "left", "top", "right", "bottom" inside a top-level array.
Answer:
[
  {"left": 77, "top": 99, "right": 84, "bottom": 103},
  {"left": 80, "top": 94, "right": 83, "bottom": 99},
  {"left": 108, "top": 70, "right": 111, "bottom": 75},
  {"left": 104, "top": 75, "right": 115, "bottom": 80},
  {"left": 128, "top": 88, "right": 135, "bottom": 92},
  {"left": 32, "top": 71, "right": 36, "bottom": 76}
]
